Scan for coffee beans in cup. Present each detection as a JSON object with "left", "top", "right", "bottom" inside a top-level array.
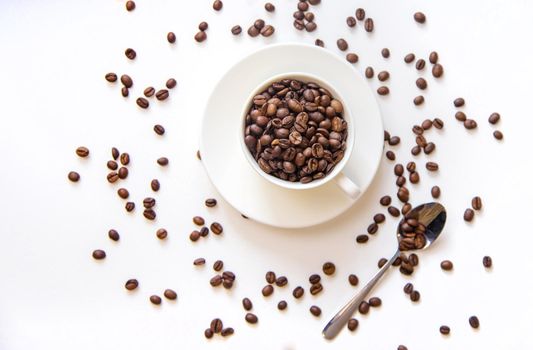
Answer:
[{"left": 244, "top": 78, "right": 348, "bottom": 184}]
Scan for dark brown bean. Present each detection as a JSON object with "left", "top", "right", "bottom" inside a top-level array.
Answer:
[
  {"left": 204, "top": 329, "right": 213, "bottom": 339},
  {"left": 193, "top": 258, "right": 206, "bottom": 266},
  {"left": 440, "top": 260, "right": 453, "bottom": 271},
  {"left": 120, "top": 74, "right": 133, "bottom": 88},
  {"left": 292, "top": 286, "right": 304, "bottom": 299},
  {"left": 245, "top": 313, "right": 258, "bottom": 324},
  {"left": 142, "top": 87, "right": 155, "bottom": 98},
  {"left": 121, "top": 87, "right": 129, "bottom": 97},
  {"left": 347, "top": 318, "right": 359, "bottom": 331},
  {"left": 365, "top": 66, "right": 374, "bottom": 79},
  {"left": 416, "top": 78, "right": 427, "bottom": 90},
  {"left": 336, "top": 38, "right": 348, "bottom": 51},
  {"left": 107, "top": 172, "right": 119, "bottom": 183},
  {"left": 429, "top": 51, "right": 438, "bottom": 64},
  {"left": 483, "top": 256, "right": 492, "bottom": 268},
  {"left": 464, "top": 119, "right": 478, "bottom": 129},
  {"left": 125, "top": 1, "right": 135, "bottom": 11},
  {"left": 432, "top": 64, "right": 444, "bottom": 78},
  {"left": 261, "top": 25, "right": 275, "bottom": 37},
  {"left": 369, "top": 297, "right": 381, "bottom": 307},
  {"left": 410, "top": 290, "right": 420, "bottom": 302},
  {"left": 396, "top": 176, "right": 406, "bottom": 187},
  {"left": 125, "top": 48, "right": 136, "bottom": 60},
  {"left": 310, "top": 305, "right": 321, "bottom": 317},
  {"left": 205, "top": 198, "right": 217, "bottom": 207},
  {"left": 265, "top": 2, "right": 275, "bottom": 12},
  {"left": 125, "top": 278, "right": 138, "bottom": 290},
  {"left": 118, "top": 167, "right": 128, "bottom": 179},
  {"left": 397, "top": 187, "right": 410, "bottom": 203},
  {"left": 210, "top": 222, "right": 223, "bottom": 235},
  {"left": 149, "top": 179, "right": 160, "bottom": 192},
  {"left": 213, "top": 0, "right": 223, "bottom": 11},
  {"left": 241, "top": 297, "right": 253, "bottom": 311},
  {"left": 111, "top": 148, "right": 120, "bottom": 160},
  {"left": 455, "top": 111, "right": 467, "bottom": 122},
  {"left": 374, "top": 213, "right": 386, "bottom": 224},
  {"left": 117, "top": 188, "right": 129, "bottom": 199},
  {"left": 385, "top": 150, "right": 396, "bottom": 161},
  {"left": 348, "top": 274, "right": 359, "bottom": 286},
  {"left": 378, "top": 258, "right": 388, "bottom": 268},
  {"left": 153, "top": 124, "right": 165, "bottom": 135},
  {"left": 431, "top": 185, "right": 441, "bottom": 198},
  {"left": 415, "top": 59, "right": 426, "bottom": 70},
  {"left": 195, "top": 31, "right": 207, "bottom": 42},
  {"left": 192, "top": 216, "right": 205, "bottom": 226},
  {"left": 414, "top": 12, "right": 426, "bottom": 23},
  {"left": 213, "top": 260, "right": 223, "bottom": 271},
  {"left": 92, "top": 249, "right": 106, "bottom": 260},
  {"left": 424, "top": 143, "right": 435, "bottom": 155},
  {"left": 488, "top": 112, "right": 500, "bottom": 124},
  {"left": 262, "top": 285, "right": 274, "bottom": 297},
  {"left": 315, "top": 38, "right": 324, "bottom": 47},
  {"left": 189, "top": 230, "right": 200, "bottom": 241},
  {"left": 165, "top": 78, "right": 177, "bottom": 90},
  {"left": 454, "top": 97, "right": 465, "bottom": 107},
  {"left": 472, "top": 196, "right": 482, "bottom": 210},
  {"left": 404, "top": 53, "right": 415, "bottom": 63},
  {"left": 75, "top": 146, "right": 89, "bottom": 158},
  {"left": 167, "top": 32, "right": 176, "bottom": 43},
  {"left": 411, "top": 145, "right": 421, "bottom": 156},
  {"left": 265, "top": 271, "right": 276, "bottom": 284},
  {"left": 355, "top": 8, "right": 365, "bottom": 20},
  {"left": 155, "top": 228, "right": 167, "bottom": 240},
  {"left": 310, "top": 283, "right": 323, "bottom": 295},
  {"left": 164, "top": 289, "right": 177, "bottom": 300},
  {"left": 149, "top": 295, "right": 162, "bottom": 305},
  {"left": 464, "top": 208, "right": 475, "bottom": 222},
  {"left": 377, "top": 71, "right": 389, "bottom": 81},
  {"left": 358, "top": 301, "right": 370, "bottom": 314},
  {"left": 493, "top": 130, "right": 503, "bottom": 140},
  {"left": 440, "top": 325, "right": 450, "bottom": 335},
  {"left": 156, "top": 89, "right": 169, "bottom": 101},
  {"left": 346, "top": 53, "right": 358, "bottom": 63},
  {"left": 157, "top": 157, "right": 169, "bottom": 166},
  {"left": 394, "top": 163, "right": 404, "bottom": 176},
  {"left": 381, "top": 48, "right": 390, "bottom": 58},
  {"left": 143, "top": 197, "right": 156, "bottom": 209},
  {"left": 136, "top": 97, "right": 149, "bottom": 109},
  {"left": 356, "top": 234, "right": 369, "bottom": 243},
  {"left": 380, "top": 195, "right": 392, "bottom": 206},
  {"left": 305, "top": 21, "right": 317, "bottom": 32},
  {"left": 403, "top": 282, "right": 413, "bottom": 294},
  {"left": 469, "top": 316, "right": 480, "bottom": 329},
  {"left": 413, "top": 95, "right": 424, "bottom": 105},
  {"left": 143, "top": 209, "right": 156, "bottom": 220},
  {"left": 322, "top": 262, "right": 335, "bottom": 275},
  {"left": 377, "top": 86, "right": 389, "bottom": 95},
  {"left": 210, "top": 275, "right": 223, "bottom": 287},
  {"left": 409, "top": 172, "right": 420, "bottom": 184},
  {"left": 389, "top": 136, "right": 401, "bottom": 145},
  {"left": 367, "top": 222, "right": 378, "bottom": 235},
  {"left": 426, "top": 162, "right": 439, "bottom": 171},
  {"left": 68, "top": 171, "right": 80, "bottom": 182},
  {"left": 125, "top": 202, "right": 135, "bottom": 212},
  {"left": 231, "top": 25, "right": 242, "bottom": 35},
  {"left": 210, "top": 318, "right": 223, "bottom": 333},
  {"left": 346, "top": 16, "right": 356, "bottom": 27},
  {"left": 108, "top": 229, "right": 120, "bottom": 241},
  {"left": 277, "top": 300, "right": 287, "bottom": 310},
  {"left": 433, "top": 118, "right": 444, "bottom": 129},
  {"left": 388, "top": 206, "right": 400, "bottom": 217},
  {"left": 364, "top": 18, "right": 374, "bottom": 32}
]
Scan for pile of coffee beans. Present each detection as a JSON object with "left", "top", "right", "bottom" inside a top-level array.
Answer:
[
  {"left": 244, "top": 78, "right": 348, "bottom": 184},
  {"left": 205, "top": 318, "right": 234, "bottom": 339},
  {"left": 292, "top": 0, "right": 320, "bottom": 32}
]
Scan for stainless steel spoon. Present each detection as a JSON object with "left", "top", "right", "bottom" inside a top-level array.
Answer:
[{"left": 322, "top": 202, "right": 447, "bottom": 340}]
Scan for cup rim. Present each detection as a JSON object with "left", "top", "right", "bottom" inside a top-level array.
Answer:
[{"left": 240, "top": 72, "right": 355, "bottom": 190}]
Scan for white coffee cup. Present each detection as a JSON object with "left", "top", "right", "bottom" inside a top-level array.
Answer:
[{"left": 240, "top": 72, "right": 360, "bottom": 199}]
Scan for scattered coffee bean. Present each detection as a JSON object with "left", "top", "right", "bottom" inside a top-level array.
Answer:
[
  {"left": 337, "top": 38, "right": 348, "bottom": 51},
  {"left": 464, "top": 208, "right": 475, "bottom": 222},
  {"left": 210, "top": 318, "right": 223, "bottom": 333},
  {"left": 194, "top": 258, "right": 206, "bottom": 266},
  {"left": 402, "top": 203, "right": 412, "bottom": 215},
  {"left": 377, "top": 71, "right": 390, "bottom": 81},
  {"left": 143, "top": 87, "right": 155, "bottom": 98},
  {"left": 105, "top": 72, "right": 117, "bottom": 82},
  {"left": 469, "top": 315, "right": 480, "bottom": 329},
  {"left": 277, "top": 300, "right": 288, "bottom": 310},
  {"left": 304, "top": 12, "right": 315, "bottom": 22},
  {"left": 309, "top": 274, "right": 321, "bottom": 284},
  {"left": 433, "top": 118, "right": 444, "bottom": 129},
  {"left": 189, "top": 230, "right": 200, "bottom": 241},
  {"left": 355, "top": 8, "right": 365, "bottom": 20},
  {"left": 409, "top": 172, "right": 420, "bottom": 184},
  {"left": 164, "top": 289, "right": 177, "bottom": 300},
  {"left": 149, "top": 295, "right": 162, "bottom": 305},
  {"left": 310, "top": 305, "right": 322, "bottom": 317},
  {"left": 200, "top": 227, "right": 209, "bottom": 237},
  {"left": 107, "top": 172, "right": 119, "bottom": 183},
  {"left": 120, "top": 74, "right": 133, "bottom": 88},
  {"left": 424, "top": 143, "right": 435, "bottom": 155},
  {"left": 265, "top": 271, "right": 276, "bottom": 284},
  {"left": 125, "top": 202, "right": 135, "bottom": 212},
  {"left": 152, "top": 124, "right": 165, "bottom": 136},
  {"left": 192, "top": 216, "right": 205, "bottom": 226},
  {"left": 136, "top": 97, "right": 149, "bottom": 109},
  {"left": 411, "top": 145, "right": 421, "bottom": 155},
  {"left": 261, "top": 25, "right": 275, "bottom": 37},
  {"left": 410, "top": 290, "right": 420, "bottom": 302},
  {"left": 117, "top": 188, "right": 129, "bottom": 199},
  {"left": 426, "top": 162, "right": 439, "bottom": 171},
  {"left": 403, "top": 282, "right": 413, "bottom": 294},
  {"left": 415, "top": 59, "right": 426, "bottom": 70},
  {"left": 323, "top": 262, "right": 336, "bottom": 275},
  {"left": 76, "top": 146, "right": 90, "bottom": 158},
  {"left": 454, "top": 97, "right": 465, "bottom": 107},
  {"left": 472, "top": 196, "right": 482, "bottom": 210},
  {"left": 108, "top": 229, "right": 120, "bottom": 241},
  {"left": 310, "top": 283, "right": 323, "bottom": 295},
  {"left": 397, "top": 187, "right": 410, "bottom": 203},
  {"left": 346, "top": 53, "right": 358, "bottom": 63},
  {"left": 155, "top": 89, "right": 169, "bottom": 101},
  {"left": 149, "top": 179, "right": 160, "bottom": 192},
  {"left": 389, "top": 136, "right": 401, "bottom": 145},
  {"left": 356, "top": 234, "right": 369, "bottom": 243},
  {"left": 364, "top": 18, "right": 374, "bottom": 32},
  {"left": 262, "top": 285, "right": 274, "bottom": 296},
  {"left": 388, "top": 206, "right": 400, "bottom": 217},
  {"left": 346, "top": 16, "right": 356, "bottom": 28},
  {"left": 125, "top": 278, "right": 138, "bottom": 290},
  {"left": 119, "top": 153, "right": 129, "bottom": 165},
  {"left": 166, "top": 78, "right": 177, "bottom": 89},
  {"left": 455, "top": 111, "right": 467, "bottom": 122},
  {"left": 431, "top": 185, "right": 441, "bottom": 198},
  {"left": 394, "top": 163, "right": 404, "bottom": 176},
  {"left": 121, "top": 87, "right": 129, "bottom": 97},
  {"left": 143, "top": 209, "right": 156, "bottom": 220},
  {"left": 386, "top": 151, "right": 396, "bottom": 160},
  {"left": 297, "top": 1, "right": 309, "bottom": 11},
  {"left": 292, "top": 286, "right": 304, "bottom": 299},
  {"left": 221, "top": 328, "right": 234, "bottom": 337},
  {"left": 416, "top": 78, "right": 427, "bottom": 90},
  {"left": 404, "top": 53, "right": 415, "bottom": 63},
  {"left": 380, "top": 195, "right": 392, "bottom": 206},
  {"left": 265, "top": 2, "right": 275, "bottom": 12},
  {"left": 429, "top": 51, "right": 438, "bottom": 64},
  {"left": 125, "top": 1, "right": 135, "bottom": 11},
  {"left": 92, "top": 249, "right": 106, "bottom": 260},
  {"left": 365, "top": 66, "right": 374, "bottom": 79},
  {"left": 155, "top": 228, "right": 167, "bottom": 239},
  {"left": 195, "top": 31, "right": 207, "bottom": 42},
  {"left": 210, "top": 275, "right": 223, "bottom": 287},
  {"left": 432, "top": 64, "right": 444, "bottom": 78},
  {"left": 231, "top": 25, "right": 242, "bottom": 35},
  {"left": 347, "top": 318, "right": 359, "bottom": 331},
  {"left": 348, "top": 274, "right": 359, "bottom": 286},
  {"left": 315, "top": 38, "right": 324, "bottom": 47},
  {"left": 377, "top": 86, "right": 389, "bottom": 95},
  {"left": 240, "top": 297, "right": 253, "bottom": 311},
  {"left": 464, "top": 119, "right": 478, "bottom": 129},
  {"left": 493, "top": 130, "right": 503, "bottom": 140},
  {"left": 68, "top": 171, "right": 80, "bottom": 182},
  {"left": 213, "top": 0, "right": 223, "bottom": 11},
  {"left": 143, "top": 197, "right": 156, "bottom": 209},
  {"left": 483, "top": 256, "right": 492, "bottom": 268},
  {"left": 204, "top": 329, "right": 213, "bottom": 339},
  {"left": 125, "top": 48, "right": 136, "bottom": 60},
  {"left": 440, "top": 260, "right": 453, "bottom": 271},
  {"left": 367, "top": 222, "right": 378, "bottom": 234},
  {"left": 414, "top": 11, "right": 426, "bottom": 23},
  {"left": 118, "top": 167, "right": 128, "bottom": 179},
  {"left": 381, "top": 48, "right": 390, "bottom": 58},
  {"left": 167, "top": 32, "right": 176, "bottom": 43},
  {"left": 378, "top": 258, "right": 388, "bottom": 268},
  {"left": 199, "top": 21, "right": 208, "bottom": 31},
  {"left": 440, "top": 325, "right": 450, "bottom": 335},
  {"left": 396, "top": 176, "right": 406, "bottom": 187},
  {"left": 413, "top": 95, "right": 424, "bottom": 105},
  {"left": 210, "top": 222, "right": 223, "bottom": 235},
  {"left": 212, "top": 260, "right": 223, "bottom": 272},
  {"left": 488, "top": 112, "right": 500, "bottom": 124},
  {"left": 205, "top": 198, "right": 217, "bottom": 207},
  {"left": 245, "top": 313, "right": 258, "bottom": 324},
  {"left": 369, "top": 297, "right": 382, "bottom": 307},
  {"left": 106, "top": 161, "right": 117, "bottom": 171},
  {"left": 358, "top": 301, "right": 370, "bottom": 314},
  {"left": 374, "top": 213, "right": 386, "bottom": 224},
  {"left": 157, "top": 157, "right": 169, "bottom": 166}
]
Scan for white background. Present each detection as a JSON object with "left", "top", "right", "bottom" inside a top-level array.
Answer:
[{"left": 1, "top": 0, "right": 533, "bottom": 349}]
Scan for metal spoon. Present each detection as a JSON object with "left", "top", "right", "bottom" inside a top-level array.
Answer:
[{"left": 322, "top": 202, "right": 447, "bottom": 340}]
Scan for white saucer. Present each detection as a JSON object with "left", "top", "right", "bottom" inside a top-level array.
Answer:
[{"left": 200, "top": 43, "right": 383, "bottom": 229}]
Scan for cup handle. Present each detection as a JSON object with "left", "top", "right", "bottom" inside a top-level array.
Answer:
[{"left": 335, "top": 172, "right": 361, "bottom": 200}]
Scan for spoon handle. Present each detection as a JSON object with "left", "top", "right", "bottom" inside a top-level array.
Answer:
[{"left": 322, "top": 249, "right": 401, "bottom": 340}]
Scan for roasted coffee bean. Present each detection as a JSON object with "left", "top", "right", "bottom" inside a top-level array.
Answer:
[
  {"left": 412, "top": 125, "right": 424, "bottom": 135},
  {"left": 380, "top": 195, "right": 392, "bottom": 206},
  {"left": 125, "top": 48, "right": 136, "bottom": 60},
  {"left": 355, "top": 8, "right": 365, "bottom": 20},
  {"left": 150, "top": 179, "right": 160, "bottom": 192},
  {"left": 210, "top": 318, "right": 223, "bottom": 333},
  {"left": 143, "top": 209, "right": 156, "bottom": 220},
  {"left": 411, "top": 145, "right": 421, "bottom": 156},
  {"left": 210, "top": 275, "right": 223, "bottom": 287},
  {"left": 265, "top": 271, "right": 276, "bottom": 284},
  {"left": 205, "top": 198, "right": 217, "bottom": 207},
  {"left": 305, "top": 21, "right": 317, "bottom": 32},
  {"left": 394, "top": 163, "right": 404, "bottom": 176},
  {"left": 213, "top": 260, "right": 223, "bottom": 272},
  {"left": 121, "top": 87, "right": 129, "bottom": 97},
  {"left": 199, "top": 227, "right": 209, "bottom": 237},
  {"left": 388, "top": 206, "right": 400, "bottom": 217},
  {"left": 164, "top": 289, "right": 177, "bottom": 300},
  {"left": 157, "top": 157, "right": 169, "bottom": 166},
  {"left": 150, "top": 295, "right": 162, "bottom": 305},
  {"left": 76, "top": 146, "right": 89, "bottom": 158},
  {"left": 197, "top": 21, "right": 208, "bottom": 31},
  {"left": 167, "top": 32, "right": 176, "bottom": 44},
  {"left": 274, "top": 276, "right": 287, "bottom": 287},
  {"left": 402, "top": 203, "right": 412, "bottom": 215},
  {"left": 92, "top": 249, "right": 106, "bottom": 260},
  {"left": 454, "top": 97, "right": 465, "bottom": 107},
  {"left": 455, "top": 111, "right": 467, "bottom": 122},
  {"left": 189, "top": 230, "right": 200, "bottom": 241},
  {"left": 385, "top": 150, "right": 396, "bottom": 160},
  {"left": 193, "top": 216, "right": 205, "bottom": 226},
  {"left": 156, "top": 89, "right": 169, "bottom": 101},
  {"left": 304, "top": 12, "right": 315, "bottom": 22},
  {"left": 262, "top": 285, "right": 274, "bottom": 296},
  {"left": 414, "top": 11, "right": 426, "bottom": 23},
  {"left": 356, "top": 234, "right": 369, "bottom": 243},
  {"left": 409, "top": 172, "right": 420, "bottom": 184},
  {"left": 156, "top": 228, "right": 167, "bottom": 239},
  {"left": 421, "top": 119, "right": 433, "bottom": 130},
  {"left": 440, "top": 325, "right": 450, "bottom": 335},
  {"left": 404, "top": 53, "right": 415, "bottom": 63},
  {"left": 389, "top": 136, "right": 400, "bottom": 145},
  {"left": 431, "top": 185, "right": 441, "bottom": 198},
  {"left": 464, "top": 119, "right": 478, "bottom": 129},
  {"left": 310, "top": 283, "right": 323, "bottom": 295},
  {"left": 381, "top": 48, "right": 390, "bottom": 58},
  {"left": 143, "top": 197, "right": 155, "bottom": 209},
  {"left": 121, "top": 74, "right": 133, "bottom": 88},
  {"left": 469, "top": 316, "right": 480, "bottom": 329},
  {"left": 488, "top": 112, "right": 500, "bottom": 124},
  {"left": 310, "top": 305, "right": 322, "bottom": 317},
  {"left": 426, "top": 162, "right": 439, "bottom": 171},
  {"left": 365, "top": 66, "right": 374, "bottom": 79},
  {"left": 347, "top": 318, "right": 359, "bottom": 331},
  {"left": 117, "top": 188, "right": 129, "bottom": 199},
  {"left": 153, "top": 124, "right": 165, "bottom": 135},
  {"left": 364, "top": 18, "right": 374, "bottom": 32},
  {"left": 424, "top": 143, "right": 435, "bottom": 155},
  {"left": 413, "top": 95, "right": 424, "bottom": 105},
  {"left": 193, "top": 258, "right": 206, "bottom": 266},
  {"left": 125, "top": 1, "right": 135, "bottom": 11},
  {"left": 125, "top": 278, "right": 138, "bottom": 290},
  {"left": 406, "top": 161, "right": 416, "bottom": 173},
  {"left": 231, "top": 25, "right": 242, "bottom": 35},
  {"left": 107, "top": 171, "right": 119, "bottom": 183},
  {"left": 143, "top": 86, "right": 155, "bottom": 97},
  {"left": 108, "top": 229, "right": 120, "bottom": 241},
  {"left": 397, "top": 187, "right": 410, "bottom": 203},
  {"left": 483, "top": 256, "right": 492, "bottom": 268},
  {"left": 415, "top": 59, "right": 426, "bottom": 70},
  {"left": 245, "top": 313, "right": 258, "bottom": 324},
  {"left": 136, "top": 97, "right": 149, "bottom": 109},
  {"left": 336, "top": 38, "right": 348, "bottom": 51},
  {"left": 221, "top": 328, "right": 234, "bottom": 337},
  {"left": 367, "top": 222, "right": 378, "bottom": 234},
  {"left": 105, "top": 72, "right": 117, "bottom": 82},
  {"left": 292, "top": 286, "right": 304, "bottom": 299},
  {"left": 358, "top": 301, "right": 370, "bottom": 314},
  {"left": 464, "top": 208, "right": 474, "bottom": 222},
  {"left": 377, "top": 71, "right": 390, "bottom": 81},
  {"left": 261, "top": 25, "right": 275, "bottom": 37},
  {"left": 125, "top": 202, "right": 135, "bottom": 212},
  {"left": 293, "top": 20, "right": 304, "bottom": 31},
  {"left": 493, "top": 130, "right": 503, "bottom": 140},
  {"left": 403, "top": 282, "right": 413, "bottom": 294},
  {"left": 432, "top": 64, "right": 444, "bottom": 78},
  {"left": 119, "top": 152, "right": 130, "bottom": 165},
  {"left": 346, "top": 53, "right": 358, "bottom": 63},
  {"left": 416, "top": 78, "right": 427, "bottom": 90},
  {"left": 377, "top": 86, "right": 390, "bottom": 95},
  {"left": 308, "top": 274, "right": 321, "bottom": 284},
  {"left": 323, "top": 262, "right": 336, "bottom": 275},
  {"left": 433, "top": 118, "right": 444, "bottom": 129},
  {"left": 211, "top": 222, "right": 223, "bottom": 234},
  {"left": 297, "top": 1, "right": 309, "bottom": 11},
  {"left": 374, "top": 213, "right": 386, "bottom": 224},
  {"left": 213, "top": 0, "right": 223, "bottom": 11},
  {"left": 68, "top": 171, "right": 80, "bottom": 182},
  {"left": 265, "top": 2, "right": 275, "bottom": 12},
  {"left": 472, "top": 196, "right": 482, "bottom": 210},
  {"left": 277, "top": 300, "right": 288, "bottom": 310},
  {"left": 195, "top": 31, "right": 207, "bottom": 42},
  {"left": 429, "top": 51, "right": 438, "bottom": 64},
  {"left": 315, "top": 38, "right": 324, "bottom": 47},
  {"left": 369, "top": 297, "right": 381, "bottom": 307},
  {"left": 203, "top": 328, "right": 214, "bottom": 339},
  {"left": 242, "top": 297, "right": 253, "bottom": 311},
  {"left": 346, "top": 16, "right": 356, "bottom": 27},
  {"left": 348, "top": 274, "right": 359, "bottom": 286},
  {"left": 118, "top": 167, "right": 128, "bottom": 179},
  {"left": 378, "top": 258, "right": 388, "bottom": 268},
  {"left": 163, "top": 79, "right": 176, "bottom": 91},
  {"left": 410, "top": 290, "right": 420, "bottom": 302},
  {"left": 396, "top": 175, "right": 406, "bottom": 187},
  {"left": 441, "top": 260, "right": 453, "bottom": 271}
]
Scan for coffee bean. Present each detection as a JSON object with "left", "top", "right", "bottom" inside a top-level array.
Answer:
[
  {"left": 403, "top": 282, "right": 413, "bottom": 294},
  {"left": 388, "top": 206, "right": 400, "bottom": 217},
  {"left": 68, "top": 171, "right": 80, "bottom": 182},
  {"left": 432, "top": 64, "right": 444, "bottom": 78},
  {"left": 92, "top": 249, "right": 106, "bottom": 260},
  {"left": 378, "top": 258, "right": 388, "bottom": 268},
  {"left": 105, "top": 72, "right": 117, "bottom": 83},
  {"left": 125, "top": 1, "right": 135, "bottom": 11},
  {"left": 148, "top": 179, "right": 159, "bottom": 192},
  {"left": 471, "top": 196, "right": 482, "bottom": 210},
  {"left": 415, "top": 59, "right": 426, "bottom": 70},
  {"left": 409, "top": 172, "right": 420, "bottom": 184},
  {"left": 411, "top": 145, "right": 421, "bottom": 156},
  {"left": 358, "top": 301, "right": 370, "bottom": 314},
  {"left": 149, "top": 295, "right": 161, "bottom": 305},
  {"left": 107, "top": 172, "right": 119, "bottom": 183},
  {"left": 398, "top": 187, "right": 410, "bottom": 203},
  {"left": 377, "top": 71, "right": 389, "bottom": 81},
  {"left": 245, "top": 313, "right": 258, "bottom": 324},
  {"left": 292, "top": 286, "right": 304, "bottom": 299},
  {"left": 157, "top": 157, "right": 169, "bottom": 166},
  {"left": 310, "top": 305, "right": 321, "bottom": 317},
  {"left": 125, "top": 202, "right": 135, "bottom": 212},
  {"left": 107, "top": 228, "right": 120, "bottom": 241},
  {"left": 483, "top": 256, "right": 492, "bottom": 268},
  {"left": 416, "top": 78, "right": 427, "bottom": 90},
  {"left": 277, "top": 300, "right": 288, "bottom": 310},
  {"left": 454, "top": 97, "right": 465, "bottom": 107},
  {"left": 488, "top": 112, "right": 500, "bottom": 124},
  {"left": 197, "top": 21, "right": 208, "bottom": 31},
  {"left": 420, "top": 119, "right": 432, "bottom": 130},
  {"left": 440, "top": 260, "right": 453, "bottom": 271},
  {"left": 464, "top": 119, "right": 478, "bottom": 129},
  {"left": 404, "top": 53, "right": 415, "bottom": 63},
  {"left": 143, "top": 209, "right": 156, "bottom": 220},
  {"left": 199, "top": 227, "right": 209, "bottom": 237},
  {"left": 394, "top": 163, "right": 404, "bottom": 176},
  {"left": 379, "top": 196, "right": 391, "bottom": 206},
  {"left": 229, "top": 25, "right": 242, "bottom": 35},
  {"left": 304, "top": 12, "right": 315, "bottom": 22},
  {"left": 195, "top": 31, "right": 207, "bottom": 42},
  {"left": 120, "top": 74, "right": 133, "bottom": 88},
  {"left": 315, "top": 38, "right": 324, "bottom": 47},
  {"left": 439, "top": 325, "right": 450, "bottom": 335},
  {"left": 369, "top": 297, "right": 381, "bottom": 307},
  {"left": 213, "top": 0, "right": 223, "bottom": 11},
  {"left": 210, "top": 222, "right": 223, "bottom": 235},
  {"left": 261, "top": 25, "right": 275, "bottom": 37},
  {"left": 308, "top": 0, "right": 320, "bottom": 5},
  {"left": 189, "top": 230, "right": 200, "bottom": 241},
  {"left": 136, "top": 97, "right": 149, "bottom": 109},
  {"left": 193, "top": 258, "right": 206, "bottom": 266},
  {"left": 381, "top": 48, "right": 390, "bottom": 58},
  {"left": 165, "top": 32, "right": 176, "bottom": 44},
  {"left": 493, "top": 130, "right": 503, "bottom": 140},
  {"left": 356, "top": 234, "right": 369, "bottom": 243},
  {"left": 151, "top": 124, "right": 165, "bottom": 136},
  {"left": 410, "top": 290, "right": 420, "bottom": 302},
  {"left": 210, "top": 318, "right": 223, "bottom": 333},
  {"left": 364, "top": 18, "right": 374, "bottom": 32},
  {"left": 374, "top": 213, "right": 386, "bottom": 224},
  {"left": 143, "top": 197, "right": 155, "bottom": 209},
  {"left": 164, "top": 289, "right": 177, "bottom": 300},
  {"left": 204, "top": 198, "right": 217, "bottom": 207},
  {"left": 190, "top": 216, "right": 204, "bottom": 226},
  {"left": 155, "top": 89, "right": 169, "bottom": 101},
  {"left": 431, "top": 185, "right": 441, "bottom": 198},
  {"left": 118, "top": 167, "right": 128, "bottom": 179},
  {"left": 463, "top": 208, "right": 475, "bottom": 222},
  {"left": 125, "top": 48, "right": 136, "bottom": 60},
  {"left": 125, "top": 278, "right": 138, "bottom": 290},
  {"left": 204, "top": 329, "right": 213, "bottom": 339},
  {"left": 322, "top": 262, "right": 335, "bottom": 275},
  {"left": 262, "top": 271, "right": 275, "bottom": 284},
  {"left": 346, "top": 53, "right": 358, "bottom": 63},
  {"left": 433, "top": 118, "right": 444, "bottom": 129},
  {"left": 453, "top": 111, "right": 467, "bottom": 122},
  {"left": 141, "top": 87, "right": 155, "bottom": 98},
  {"left": 414, "top": 12, "right": 426, "bottom": 23},
  {"left": 293, "top": 20, "right": 304, "bottom": 31},
  {"left": 297, "top": 1, "right": 309, "bottom": 11},
  {"left": 121, "top": 87, "right": 129, "bottom": 97},
  {"left": 426, "top": 162, "right": 438, "bottom": 171},
  {"left": 389, "top": 136, "right": 401, "bottom": 145},
  {"left": 117, "top": 188, "right": 129, "bottom": 199},
  {"left": 346, "top": 16, "right": 356, "bottom": 27},
  {"left": 212, "top": 260, "right": 223, "bottom": 272},
  {"left": 165, "top": 78, "right": 177, "bottom": 90},
  {"left": 424, "top": 143, "right": 435, "bottom": 155},
  {"left": 262, "top": 285, "right": 274, "bottom": 296},
  {"left": 355, "top": 8, "right": 365, "bottom": 20},
  {"left": 413, "top": 95, "right": 424, "bottom": 105},
  {"left": 396, "top": 176, "right": 406, "bottom": 187},
  {"left": 221, "top": 328, "right": 234, "bottom": 337},
  {"left": 336, "top": 39, "right": 348, "bottom": 51},
  {"left": 210, "top": 275, "right": 223, "bottom": 287},
  {"left": 309, "top": 274, "right": 321, "bottom": 284},
  {"left": 385, "top": 151, "right": 395, "bottom": 161},
  {"left": 348, "top": 274, "right": 359, "bottom": 286},
  {"left": 429, "top": 51, "right": 438, "bottom": 64},
  {"left": 273, "top": 276, "right": 286, "bottom": 287},
  {"left": 156, "top": 228, "right": 167, "bottom": 240},
  {"left": 310, "top": 283, "right": 323, "bottom": 295},
  {"left": 265, "top": 2, "right": 275, "bottom": 12},
  {"left": 367, "top": 222, "right": 378, "bottom": 235},
  {"left": 240, "top": 298, "right": 253, "bottom": 312},
  {"left": 377, "top": 86, "right": 389, "bottom": 95},
  {"left": 347, "top": 318, "right": 359, "bottom": 331},
  {"left": 74, "top": 147, "right": 90, "bottom": 158},
  {"left": 365, "top": 66, "right": 374, "bottom": 79},
  {"left": 105, "top": 160, "right": 117, "bottom": 171}
]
